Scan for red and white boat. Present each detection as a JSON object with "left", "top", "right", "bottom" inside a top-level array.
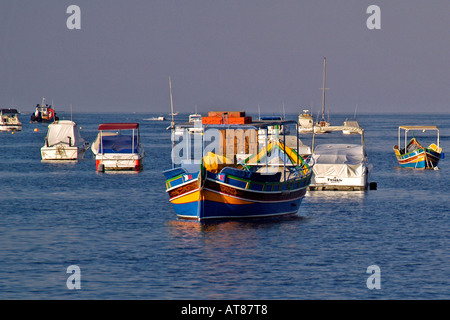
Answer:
[{"left": 91, "top": 123, "right": 145, "bottom": 172}]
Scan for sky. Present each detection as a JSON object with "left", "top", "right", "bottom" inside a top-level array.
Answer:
[{"left": 0, "top": 0, "right": 449, "bottom": 115}]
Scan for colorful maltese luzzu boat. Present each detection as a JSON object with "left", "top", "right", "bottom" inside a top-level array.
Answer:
[
  {"left": 163, "top": 111, "right": 313, "bottom": 221},
  {"left": 393, "top": 125, "right": 443, "bottom": 169}
]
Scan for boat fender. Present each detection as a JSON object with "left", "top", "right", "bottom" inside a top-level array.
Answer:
[{"left": 98, "top": 163, "right": 105, "bottom": 172}]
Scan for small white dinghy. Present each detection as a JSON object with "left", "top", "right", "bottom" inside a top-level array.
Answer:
[{"left": 41, "top": 120, "right": 90, "bottom": 161}]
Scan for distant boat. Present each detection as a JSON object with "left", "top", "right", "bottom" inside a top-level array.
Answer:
[
  {"left": 143, "top": 116, "right": 165, "bottom": 121},
  {"left": 342, "top": 119, "right": 361, "bottom": 135},
  {"left": 393, "top": 125, "right": 443, "bottom": 169},
  {"left": 298, "top": 109, "right": 313, "bottom": 133},
  {"left": 309, "top": 125, "right": 373, "bottom": 191},
  {"left": 259, "top": 116, "right": 289, "bottom": 136},
  {"left": 343, "top": 106, "right": 360, "bottom": 134},
  {"left": 169, "top": 112, "right": 179, "bottom": 116},
  {"left": 171, "top": 112, "right": 203, "bottom": 135},
  {"left": 41, "top": 120, "right": 90, "bottom": 161},
  {"left": 189, "top": 112, "right": 202, "bottom": 123},
  {"left": 91, "top": 123, "right": 145, "bottom": 172},
  {"left": 163, "top": 111, "right": 313, "bottom": 221},
  {"left": 187, "top": 112, "right": 203, "bottom": 134},
  {"left": 0, "top": 108, "right": 22, "bottom": 132},
  {"left": 30, "top": 97, "right": 59, "bottom": 123},
  {"left": 314, "top": 58, "right": 331, "bottom": 134}
]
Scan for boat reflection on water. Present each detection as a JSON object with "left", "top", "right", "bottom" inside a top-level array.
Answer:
[
  {"left": 306, "top": 190, "right": 365, "bottom": 199},
  {"left": 305, "top": 190, "right": 366, "bottom": 208},
  {"left": 166, "top": 214, "right": 307, "bottom": 237}
]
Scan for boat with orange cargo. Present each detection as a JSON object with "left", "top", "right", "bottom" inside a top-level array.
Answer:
[{"left": 164, "top": 111, "right": 313, "bottom": 221}]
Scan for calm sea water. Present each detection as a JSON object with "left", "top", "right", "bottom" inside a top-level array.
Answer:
[{"left": 0, "top": 112, "right": 448, "bottom": 300}]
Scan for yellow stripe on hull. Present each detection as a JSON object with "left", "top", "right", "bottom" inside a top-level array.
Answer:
[
  {"left": 397, "top": 153, "right": 425, "bottom": 164},
  {"left": 170, "top": 189, "right": 253, "bottom": 205},
  {"left": 171, "top": 190, "right": 200, "bottom": 204}
]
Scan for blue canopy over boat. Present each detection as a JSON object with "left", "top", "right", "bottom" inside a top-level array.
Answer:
[{"left": 100, "top": 135, "right": 139, "bottom": 154}]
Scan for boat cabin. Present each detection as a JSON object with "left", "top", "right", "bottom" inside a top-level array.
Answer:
[{"left": 0, "top": 108, "right": 23, "bottom": 131}]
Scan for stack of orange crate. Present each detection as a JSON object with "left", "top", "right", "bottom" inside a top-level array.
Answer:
[{"left": 202, "top": 111, "right": 252, "bottom": 124}]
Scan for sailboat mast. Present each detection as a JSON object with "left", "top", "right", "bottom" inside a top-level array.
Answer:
[
  {"left": 321, "top": 57, "right": 326, "bottom": 121},
  {"left": 169, "top": 76, "right": 174, "bottom": 128},
  {"left": 169, "top": 76, "right": 175, "bottom": 168}
]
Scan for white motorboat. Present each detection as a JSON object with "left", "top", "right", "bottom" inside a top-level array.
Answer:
[
  {"left": 309, "top": 126, "right": 373, "bottom": 191},
  {"left": 298, "top": 109, "right": 313, "bottom": 133},
  {"left": 143, "top": 116, "right": 165, "bottom": 121},
  {"left": 91, "top": 123, "right": 145, "bottom": 172},
  {"left": 41, "top": 120, "right": 90, "bottom": 161},
  {"left": 0, "top": 108, "right": 22, "bottom": 132},
  {"left": 188, "top": 112, "right": 203, "bottom": 134}
]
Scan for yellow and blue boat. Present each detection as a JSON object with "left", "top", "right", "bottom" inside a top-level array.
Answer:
[
  {"left": 393, "top": 125, "right": 443, "bottom": 169},
  {"left": 164, "top": 112, "right": 313, "bottom": 221}
]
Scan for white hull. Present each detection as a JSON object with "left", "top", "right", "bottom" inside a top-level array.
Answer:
[
  {"left": 309, "top": 169, "right": 369, "bottom": 191},
  {"left": 95, "top": 152, "right": 144, "bottom": 171},
  {"left": 342, "top": 129, "right": 358, "bottom": 135},
  {"left": 298, "top": 127, "right": 313, "bottom": 133},
  {"left": 41, "top": 144, "right": 89, "bottom": 161},
  {"left": 0, "top": 124, "right": 22, "bottom": 131}
]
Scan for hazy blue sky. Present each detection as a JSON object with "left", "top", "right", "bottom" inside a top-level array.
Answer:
[{"left": 0, "top": 1, "right": 449, "bottom": 115}]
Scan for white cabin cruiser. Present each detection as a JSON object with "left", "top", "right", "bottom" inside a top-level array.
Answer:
[
  {"left": 0, "top": 108, "right": 22, "bottom": 132},
  {"left": 41, "top": 120, "right": 90, "bottom": 161}
]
